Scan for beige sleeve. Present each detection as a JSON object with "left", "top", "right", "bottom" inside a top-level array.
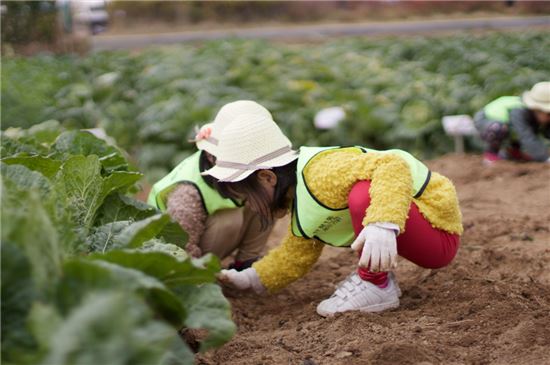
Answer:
[{"left": 166, "top": 184, "right": 207, "bottom": 247}]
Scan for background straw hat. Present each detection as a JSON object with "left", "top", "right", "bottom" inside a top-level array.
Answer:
[
  {"left": 522, "top": 81, "right": 550, "bottom": 113},
  {"left": 203, "top": 112, "right": 298, "bottom": 182},
  {"left": 195, "top": 100, "right": 272, "bottom": 156}
]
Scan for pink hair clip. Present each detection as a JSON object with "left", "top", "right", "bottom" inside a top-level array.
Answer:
[{"left": 194, "top": 125, "right": 212, "bottom": 141}]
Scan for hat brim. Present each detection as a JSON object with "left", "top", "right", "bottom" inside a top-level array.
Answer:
[
  {"left": 203, "top": 150, "right": 298, "bottom": 182},
  {"left": 523, "top": 91, "right": 550, "bottom": 113}
]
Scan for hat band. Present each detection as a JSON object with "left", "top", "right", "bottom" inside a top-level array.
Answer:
[
  {"left": 191, "top": 125, "right": 219, "bottom": 145},
  {"left": 190, "top": 136, "right": 219, "bottom": 145},
  {"left": 216, "top": 145, "right": 296, "bottom": 181},
  {"left": 205, "top": 136, "right": 219, "bottom": 145},
  {"left": 216, "top": 161, "right": 273, "bottom": 170}
]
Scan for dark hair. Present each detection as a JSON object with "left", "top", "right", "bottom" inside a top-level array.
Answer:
[
  {"left": 199, "top": 151, "right": 217, "bottom": 188},
  {"left": 216, "top": 159, "right": 298, "bottom": 230}
]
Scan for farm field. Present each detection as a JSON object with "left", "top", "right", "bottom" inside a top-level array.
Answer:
[
  {"left": 2, "top": 29, "right": 550, "bottom": 365},
  {"left": 3, "top": 31, "right": 549, "bottom": 183},
  {"left": 200, "top": 155, "right": 550, "bottom": 365}
]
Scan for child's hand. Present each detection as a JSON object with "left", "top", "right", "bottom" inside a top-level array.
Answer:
[
  {"left": 351, "top": 223, "right": 398, "bottom": 272},
  {"left": 216, "top": 268, "right": 265, "bottom": 293}
]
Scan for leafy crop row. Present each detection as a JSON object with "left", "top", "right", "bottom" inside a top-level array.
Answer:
[
  {"left": 2, "top": 31, "right": 548, "bottom": 182},
  {"left": 1, "top": 121, "right": 235, "bottom": 365}
]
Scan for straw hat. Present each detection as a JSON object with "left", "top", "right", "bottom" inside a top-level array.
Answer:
[
  {"left": 195, "top": 100, "right": 272, "bottom": 156},
  {"left": 523, "top": 81, "right": 550, "bottom": 113},
  {"left": 203, "top": 113, "right": 298, "bottom": 182}
]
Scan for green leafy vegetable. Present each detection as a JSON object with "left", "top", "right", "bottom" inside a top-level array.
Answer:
[{"left": 1, "top": 123, "right": 235, "bottom": 364}]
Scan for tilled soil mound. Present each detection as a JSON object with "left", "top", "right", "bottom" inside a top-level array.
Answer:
[{"left": 198, "top": 154, "right": 550, "bottom": 365}]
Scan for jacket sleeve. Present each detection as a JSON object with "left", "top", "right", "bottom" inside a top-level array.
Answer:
[
  {"left": 509, "top": 109, "right": 550, "bottom": 161},
  {"left": 304, "top": 149, "right": 414, "bottom": 232},
  {"left": 360, "top": 153, "right": 414, "bottom": 230},
  {"left": 252, "top": 226, "right": 324, "bottom": 292},
  {"left": 166, "top": 184, "right": 207, "bottom": 247}
]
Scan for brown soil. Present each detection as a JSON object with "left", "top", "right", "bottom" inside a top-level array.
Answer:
[{"left": 197, "top": 154, "right": 550, "bottom": 365}]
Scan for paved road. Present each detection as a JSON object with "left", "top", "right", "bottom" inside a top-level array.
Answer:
[{"left": 92, "top": 16, "right": 550, "bottom": 51}]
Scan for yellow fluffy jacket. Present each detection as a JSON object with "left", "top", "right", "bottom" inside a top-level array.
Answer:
[{"left": 253, "top": 149, "right": 463, "bottom": 292}]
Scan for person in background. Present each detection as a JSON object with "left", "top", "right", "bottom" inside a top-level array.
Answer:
[
  {"left": 207, "top": 112, "right": 463, "bottom": 316},
  {"left": 147, "top": 101, "right": 275, "bottom": 270},
  {"left": 474, "top": 81, "right": 550, "bottom": 164}
]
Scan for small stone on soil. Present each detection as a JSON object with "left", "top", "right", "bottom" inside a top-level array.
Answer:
[{"left": 335, "top": 351, "right": 353, "bottom": 359}]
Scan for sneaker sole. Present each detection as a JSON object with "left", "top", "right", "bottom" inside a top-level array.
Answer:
[
  {"left": 483, "top": 159, "right": 498, "bottom": 165},
  {"left": 358, "top": 299, "right": 400, "bottom": 313},
  {"left": 317, "top": 299, "right": 400, "bottom": 317}
]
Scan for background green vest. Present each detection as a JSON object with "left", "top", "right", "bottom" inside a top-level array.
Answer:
[
  {"left": 291, "top": 146, "right": 431, "bottom": 247},
  {"left": 147, "top": 151, "right": 237, "bottom": 214},
  {"left": 483, "top": 96, "right": 524, "bottom": 123}
]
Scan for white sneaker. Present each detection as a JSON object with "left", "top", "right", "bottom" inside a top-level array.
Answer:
[
  {"left": 390, "top": 272, "right": 402, "bottom": 298},
  {"left": 316, "top": 272, "right": 400, "bottom": 317}
]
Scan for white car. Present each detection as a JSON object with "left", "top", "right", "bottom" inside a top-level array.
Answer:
[{"left": 70, "top": 0, "right": 109, "bottom": 34}]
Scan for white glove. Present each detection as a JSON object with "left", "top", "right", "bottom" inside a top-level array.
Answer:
[
  {"left": 218, "top": 268, "right": 265, "bottom": 294},
  {"left": 350, "top": 223, "right": 399, "bottom": 272}
]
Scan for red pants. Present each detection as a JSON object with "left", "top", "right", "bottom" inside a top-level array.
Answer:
[{"left": 348, "top": 180, "right": 460, "bottom": 286}]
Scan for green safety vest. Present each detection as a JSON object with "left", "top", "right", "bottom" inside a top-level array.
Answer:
[
  {"left": 291, "top": 146, "right": 431, "bottom": 247},
  {"left": 484, "top": 96, "right": 525, "bottom": 123},
  {"left": 147, "top": 151, "right": 238, "bottom": 214}
]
